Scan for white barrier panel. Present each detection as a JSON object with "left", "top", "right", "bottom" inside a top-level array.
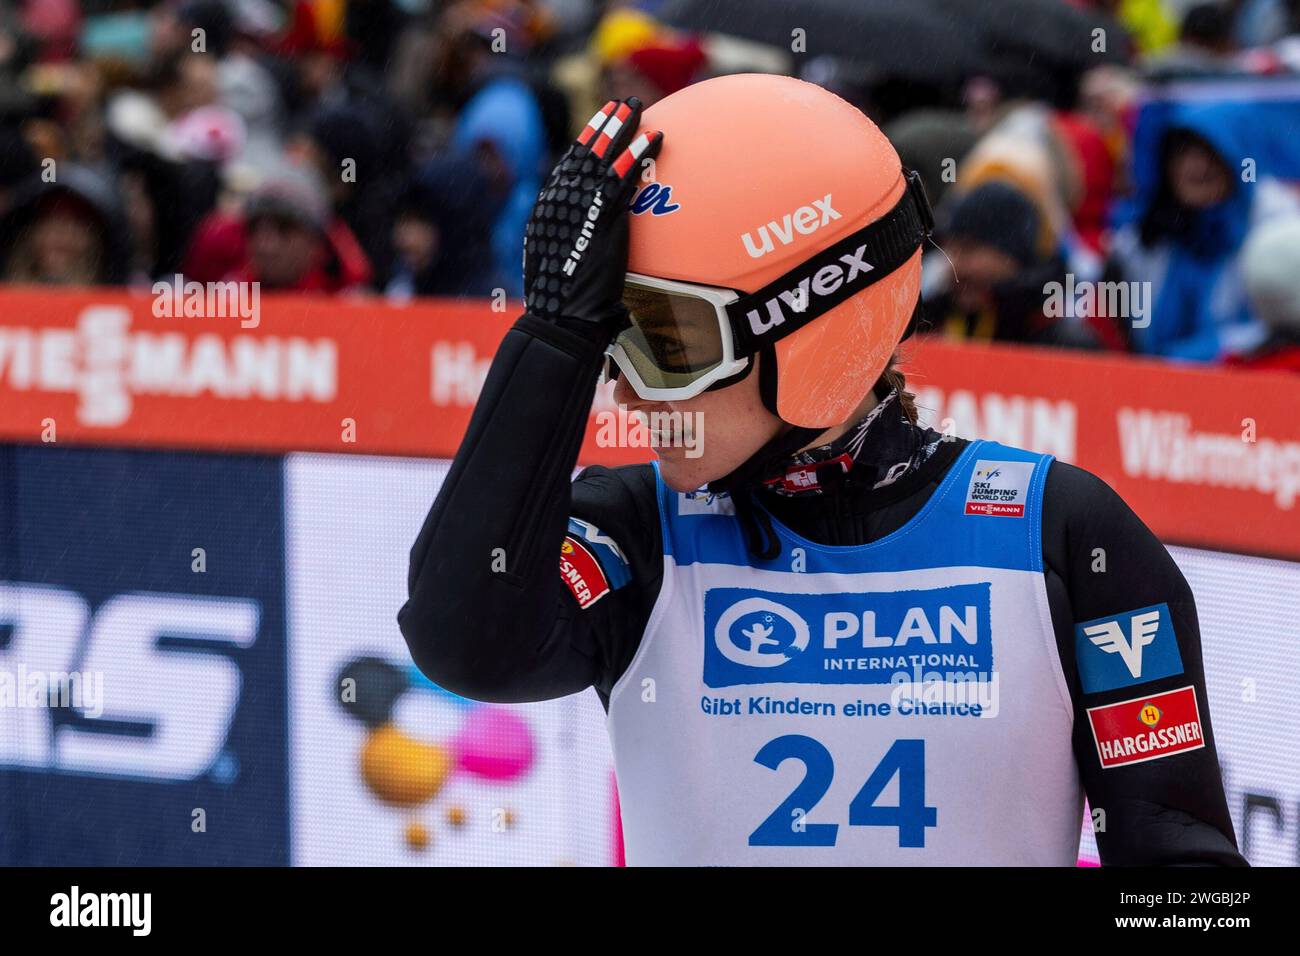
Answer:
[
  {"left": 286, "top": 454, "right": 612, "bottom": 866},
  {"left": 1173, "top": 545, "right": 1300, "bottom": 868}
]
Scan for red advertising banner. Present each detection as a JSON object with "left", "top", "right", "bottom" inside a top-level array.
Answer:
[
  {"left": 0, "top": 287, "right": 1296, "bottom": 558},
  {"left": 0, "top": 286, "right": 644, "bottom": 466},
  {"left": 908, "top": 339, "right": 1300, "bottom": 560}
]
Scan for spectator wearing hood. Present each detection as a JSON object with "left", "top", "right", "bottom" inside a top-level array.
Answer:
[
  {"left": 958, "top": 104, "right": 1103, "bottom": 281},
  {"left": 883, "top": 109, "right": 979, "bottom": 209},
  {"left": 926, "top": 181, "right": 1111, "bottom": 350},
  {"left": 1109, "top": 101, "right": 1300, "bottom": 360},
  {"left": 385, "top": 153, "right": 503, "bottom": 300},
  {"left": 1229, "top": 216, "right": 1300, "bottom": 372},
  {"left": 289, "top": 103, "right": 403, "bottom": 289},
  {"left": 451, "top": 75, "right": 546, "bottom": 299},
  {"left": 0, "top": 164, "right": 129, "bottom": 286},
  {"left": 183, "top": 161, "right": 372, "bottom": 293}
]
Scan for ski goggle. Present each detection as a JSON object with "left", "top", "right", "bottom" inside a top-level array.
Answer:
[
  {"left": 601, "top": 168, "right": 935, "bottom": 402},
  {"left": 602, "top": 272, "right": 749, "bottom": 401}
]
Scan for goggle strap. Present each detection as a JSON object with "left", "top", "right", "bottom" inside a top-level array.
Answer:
[
  {"left": 726, "top": 168, "right": 933, "bottom": 355},
  {"left": 702, "top": 353, "right": 755, "bottom": 393}
]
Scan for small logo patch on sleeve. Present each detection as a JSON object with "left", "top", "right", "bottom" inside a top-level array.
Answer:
[
  {"left": 1075, "top": 603, "right": 1184, "bottom": 693},
  {"left": 1086, "top": 685, "right": 1205, "bottom": 769},
  {"left": 559, "top": 517, "right": 630, "bottom": 609},
  {"left": 560, "top": 536, "right": 609, "bottom": 609}
]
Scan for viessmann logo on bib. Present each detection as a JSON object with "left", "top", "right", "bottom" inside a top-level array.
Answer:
[
  {"left": 702, "top": 583, "right": 992, "bottom": 688},
  {"left": 965, "top": 459, "right": 1035, "bottom": 517}
]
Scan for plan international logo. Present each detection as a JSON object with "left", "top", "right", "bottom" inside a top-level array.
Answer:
[{"left": 702, "top": 583, "right": 992, "bottom": 688}]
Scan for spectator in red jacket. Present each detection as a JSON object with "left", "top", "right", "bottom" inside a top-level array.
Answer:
[{"left": 183, "top": 162, "right": 371, "bottom": 293}]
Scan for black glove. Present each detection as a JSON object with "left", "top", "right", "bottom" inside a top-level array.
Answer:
[{"left": 523, "top": 97, "right": 662, "bottom": 326}]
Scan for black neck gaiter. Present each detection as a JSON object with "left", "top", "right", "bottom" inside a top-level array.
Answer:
[{"left": 757, "top": 387, "right": 944, "bottom": 497}]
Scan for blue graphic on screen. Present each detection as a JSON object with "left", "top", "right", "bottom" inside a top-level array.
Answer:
[{"left": 0, "top": 446, "right": 289, "bottom": 865}]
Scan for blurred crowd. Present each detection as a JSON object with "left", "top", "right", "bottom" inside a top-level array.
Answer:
[{"left": 1, "top": 0, "right": 1299, "bottom": 370}]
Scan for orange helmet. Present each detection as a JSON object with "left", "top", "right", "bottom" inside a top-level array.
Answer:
[{"left": 618, "top": 73, "right": 931, "bottom": 429}]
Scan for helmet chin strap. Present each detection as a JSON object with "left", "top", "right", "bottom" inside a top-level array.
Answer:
[
  {"left": 706, "top": 345, "right": 826, "bottom": 496},
  {"left": 705, "top": 347, "right": 827, "bottom": 560},
  {"left": 704, "top": 326, "right": 918, "bottom": 560}
]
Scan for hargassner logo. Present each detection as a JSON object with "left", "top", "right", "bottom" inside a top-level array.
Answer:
[
  {"left": 1074, "top": 603, "right": 1184, "bottom": 694},
  {"left": 743, "top": 243, "right": 874, "bottom": 336},
  {"left": 703, "top": 583, "right": 992, "bottom": 688},
  {"left": 741, "top": 194, "right": 841, "bottom": 258}
]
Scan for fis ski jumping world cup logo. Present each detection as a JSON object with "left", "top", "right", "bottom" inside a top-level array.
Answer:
[{"left": 702, "top": 583, "right": 993, "bottom": 688}]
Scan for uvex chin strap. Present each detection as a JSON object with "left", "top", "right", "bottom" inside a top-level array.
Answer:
[{"left": 725, "top": 168, "right": 934, "bottom": 356}]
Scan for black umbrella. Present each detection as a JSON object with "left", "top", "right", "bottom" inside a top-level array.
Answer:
[
  {"left": 925, "top": 0, "right": 1131, "bottom": 68},
  {"left": 657, "top": 0, "right": 986, "bottom": 84}
]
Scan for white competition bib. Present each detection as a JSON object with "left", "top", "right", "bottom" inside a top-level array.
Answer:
[{"left": 607, "top": 441, "right": 1082, "bottom": 865}]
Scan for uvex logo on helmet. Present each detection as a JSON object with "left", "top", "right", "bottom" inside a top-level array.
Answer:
[
  {"left": 740, "top": 194, "right": 841, "bottom": 259},
  {"left": 745, "top": 243, "right": 874, "bottom": 335}
]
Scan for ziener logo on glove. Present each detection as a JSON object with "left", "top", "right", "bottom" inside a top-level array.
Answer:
[{"left": 562, "top": 191, "right": 605, "bottom": 277}]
